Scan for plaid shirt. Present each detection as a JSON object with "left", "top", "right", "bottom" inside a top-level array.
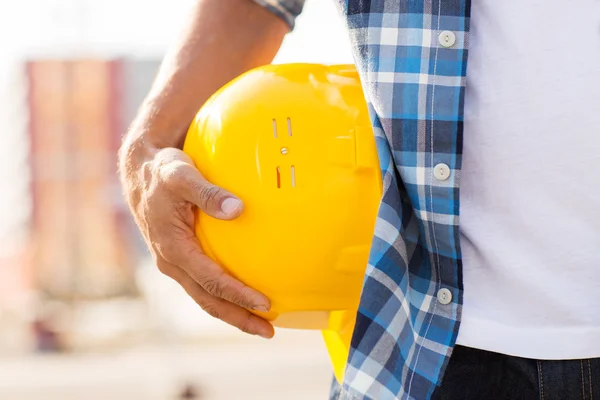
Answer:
[{"left": 254, "top": 1, "right": 469, "bottom": 399}]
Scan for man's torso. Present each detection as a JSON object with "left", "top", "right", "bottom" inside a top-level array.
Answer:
[{"left": 457, "top": 0, "right": 600, "bottom": 359}]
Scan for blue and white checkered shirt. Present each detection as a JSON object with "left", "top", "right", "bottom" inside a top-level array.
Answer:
[{"left": 254, "top": 1, "right": 469, "bottom": 399}]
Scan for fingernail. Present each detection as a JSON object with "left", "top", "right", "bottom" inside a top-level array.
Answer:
[
  {"left": 253, "top": 305, "right": 270, "bottom": 313},
  {"left": 221, "top": 198, "right": 242, "bottom": 215}
]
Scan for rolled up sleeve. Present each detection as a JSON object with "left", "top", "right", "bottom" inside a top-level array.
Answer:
[{"left": 251, "top": 0, "right": 305, "bottom": 30}]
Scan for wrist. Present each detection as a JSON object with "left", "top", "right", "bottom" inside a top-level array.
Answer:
[
  {"left": 117, "top": 129, "right": 160, "bottom": 185},
  {"left": 129, "top": 99, "right": 191, "bottom": 149}
]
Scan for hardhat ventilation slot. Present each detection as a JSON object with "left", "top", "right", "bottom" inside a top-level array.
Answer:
[
  {"left": 287, "top": 118, "right": 293, "bottom": 137},
  {"left": 273, "top": 119, "right": 278, "bottom": 138},
  {"left": 291, "top": 165, "right": 296, "bottom": 187},
  {"left": 276, "top": 167, "right": 281, "bottom": 189}
]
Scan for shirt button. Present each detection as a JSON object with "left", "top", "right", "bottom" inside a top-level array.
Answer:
[
  {"left": 438, "top": 30, "right": 456, "bottom": 48},
  {"left": 433, "top": 163, "right": 450, "bottom": 181},
  {"left": 437, "top": 288, "right": 452, "bottom": 305}
]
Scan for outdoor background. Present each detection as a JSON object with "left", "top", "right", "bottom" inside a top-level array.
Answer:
[{"left": 0, "top": 1, "right": 354, "bottom": 399}]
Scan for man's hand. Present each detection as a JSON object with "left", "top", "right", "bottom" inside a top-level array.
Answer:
[
  {"left": 118, "top": 0, "right": 289, "bottom": 338},
  {"left": 123, "top": 144, "right": 274, "bottom": 338}
]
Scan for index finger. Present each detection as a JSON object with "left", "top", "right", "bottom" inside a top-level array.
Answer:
[{"left": 173, "top": 241, "right": 271, "bottom": 312}]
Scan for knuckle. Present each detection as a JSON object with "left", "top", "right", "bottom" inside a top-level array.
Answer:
[
  {"left": 202, "top": 277, "right": 225, "bottom": 298},
  {"left": 201, "top": 303, "right": 222, "bottom": 320},
  {"left": 227, "top": 292, "right": 252, "bottom": 309},
  {"left": 198, "top": 185, "right": 221, "bottom": 211},
  {"left": 155, "top": 241, "right": 180, "bottom": 264},
  {"left": 237, "top": 314, "right": 255, "bottom": 335},
  {"left": 141, "top": 160, "right": 154, "bottom": 184},
  {"left": 155, "top": 259, "right": 171, "bottom": 276},
  {"left": 159, "top": 162, "right": 184, "bottom": 186}
]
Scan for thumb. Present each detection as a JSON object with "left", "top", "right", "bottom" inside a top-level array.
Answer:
[
  {"left": 193, "top": 181, "right": 244, "bottom": 220},
  {"left": 176, "top": 164, "right": 244, "bottom": 220}
]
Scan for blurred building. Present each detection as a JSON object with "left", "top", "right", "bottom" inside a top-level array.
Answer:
[{"left": 0, "top": 0, "right": 353, "bottom": 353}]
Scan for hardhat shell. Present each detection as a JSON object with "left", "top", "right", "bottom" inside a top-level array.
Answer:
[{"left": 183, "top": 63, "right": 381, "bottom": 382}]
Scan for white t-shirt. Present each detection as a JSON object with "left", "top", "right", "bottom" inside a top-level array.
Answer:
[{"left": 456, "top": 0, "right": 600, "bottom": 359}]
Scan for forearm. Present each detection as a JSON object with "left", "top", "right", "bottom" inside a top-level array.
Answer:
[{"left": 119, "top": 0, "right": 289, "bottom": 174}]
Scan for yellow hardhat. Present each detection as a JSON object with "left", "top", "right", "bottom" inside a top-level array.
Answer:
[{"left": 183, "top": 63, "right": 381, "bottom": 383}]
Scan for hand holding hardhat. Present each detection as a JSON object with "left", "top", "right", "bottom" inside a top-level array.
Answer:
[
  {"left": 117, "top": 0, "right": 286, "bottom": 342},
  {"left": 183, "top": 63, "right": 381, "bottom": 382},
  {"left": 120, "top": 133, "right": 274, "bottom": 338}
]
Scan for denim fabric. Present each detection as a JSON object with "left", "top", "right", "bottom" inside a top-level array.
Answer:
[{"left": 432, "top": 346, "right": 600, "bottom": 400}]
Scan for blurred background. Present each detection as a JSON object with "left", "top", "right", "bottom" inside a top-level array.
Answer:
[{"left": 0, "top": 1, "right": 354, "bottom": 399}]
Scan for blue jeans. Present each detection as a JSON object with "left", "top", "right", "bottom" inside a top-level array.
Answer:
[
  {"left": 433, "top": 345, "right": 598, "bottom": 400},
  {"left": 330, "top": 345, "right": 600, "bottom": 399}
]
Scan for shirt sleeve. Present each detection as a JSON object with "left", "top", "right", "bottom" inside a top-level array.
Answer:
[{"left": 251, "top": 0, "right": 306, "bottom": 30}]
